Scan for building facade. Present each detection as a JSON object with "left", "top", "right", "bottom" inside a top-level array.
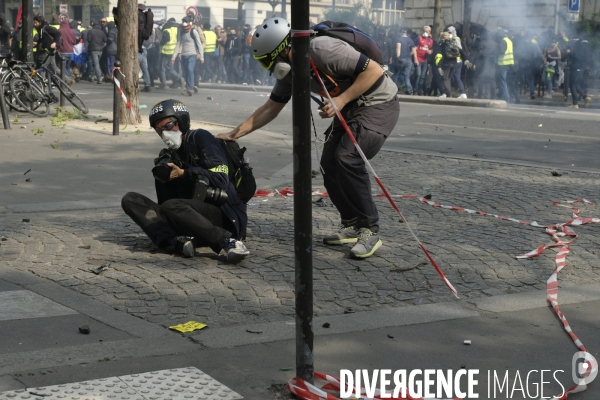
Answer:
[{"left": 401, "top": 0, "right": 600, "bottom": 32}]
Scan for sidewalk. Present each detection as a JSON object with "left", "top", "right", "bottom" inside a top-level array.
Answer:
[{"left": 1, "top": 117, "right": 600, "bottom": 399}]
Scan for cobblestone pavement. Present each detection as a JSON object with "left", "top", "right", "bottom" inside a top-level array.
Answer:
[{"left": 1, "top": 153, "right": 600, "bottom": 328}]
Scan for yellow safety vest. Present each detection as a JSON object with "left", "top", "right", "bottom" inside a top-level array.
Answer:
[
  {"left": 497, "top": 37, "right": 514, "bottom": 66},
  {"left": 106, "top": 17, "right": 114, "bottom": 23},
  {"left": 20, "top": 28, "right": 39, "bottom": 52},
  {"left": 161, "top": 26, "right": 178, "bottom": 55},
  {"left": 49, "top": 23, "right": 59, "bottom": 30},
  {"left": 455, "top": 35, "right": 461, "bottom": 61},
  {"left": 204, "top": 30, "right": 216, "bottom": 53}
]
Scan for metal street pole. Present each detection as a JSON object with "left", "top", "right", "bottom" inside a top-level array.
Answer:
[
  {"left": 282, "top": 0, "right": 287, "bottom": 19},
  {"left": 291, "top": 0, "right": 314, "bottom": 385},
  {"left": 21, "top": 0, "right": 34, "bottom": 63},
  {"left": 554, "top": 0, "right": 561, "bottom": 34}
]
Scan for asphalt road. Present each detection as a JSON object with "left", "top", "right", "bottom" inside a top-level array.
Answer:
[{"left": 79, "top": 82, "right": 600, "bottom": 171}]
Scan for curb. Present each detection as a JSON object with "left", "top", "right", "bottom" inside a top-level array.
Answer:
[{"left": 397, "top": 94, "right": 507, "bottom": 108}]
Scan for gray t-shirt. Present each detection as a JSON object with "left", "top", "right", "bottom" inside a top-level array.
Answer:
[{"left": 270, "top": 36, "right": 397, "bottom": 107}]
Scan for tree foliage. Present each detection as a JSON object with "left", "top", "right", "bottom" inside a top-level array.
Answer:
[{"left": 575, "top": 12, "right": 600, "bottom": 49}]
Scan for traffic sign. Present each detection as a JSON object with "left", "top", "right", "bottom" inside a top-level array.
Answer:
[
  {"left": 568, "top": 0, "right": 580, "bottom": 12},
  {"left": 186, "top": 6, "right": 198, "bottom": 17},
  {"left": 59, "top": 4, "right": 68, "bottom": 14}
]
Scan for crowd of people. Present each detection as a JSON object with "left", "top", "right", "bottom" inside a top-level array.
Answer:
[{"left": 377, "top": 23, "right": 595, "bottom": 106}]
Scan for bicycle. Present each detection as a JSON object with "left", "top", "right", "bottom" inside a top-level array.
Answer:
[
  {"left": 10, "top": 52, "right": 88, "bottom": 116},
  {"left": 0, "top": 53, "right": 47, "bottom": 114}
]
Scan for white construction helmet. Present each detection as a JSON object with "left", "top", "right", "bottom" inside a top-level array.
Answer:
[{"left": 252, "top": 17, "right": 291, "bottom": 70}]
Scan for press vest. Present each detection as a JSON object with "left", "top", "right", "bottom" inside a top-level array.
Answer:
[
  {"left": 204, "top": 30, "right": 216, "bottom": 53},
  {"left": 161, "top": 26, "right": 178, "bottom": 55},
  {"left": 498, "top": 37, "right": 514, "bottom": 66}
]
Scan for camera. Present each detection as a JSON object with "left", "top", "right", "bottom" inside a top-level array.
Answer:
[
  {"left": 152, "top": 148, "right": 182, "bottom": 183},
  {"left": 152, "top": 148, "right": 228, "bottom": 206},
  {"left": 193, "top": 176, "right": 228, "bottom": 206}
]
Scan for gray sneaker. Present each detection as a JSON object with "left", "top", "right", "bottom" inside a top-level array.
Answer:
[
  {"left": 323, "top": 224, "right": 359, "bottom": 245},
  {"left": 349, "top": 228, "right": 382, "bottom": 258},
  {"left": 223, "top": 238, "right": 250, "bottom": 262}
]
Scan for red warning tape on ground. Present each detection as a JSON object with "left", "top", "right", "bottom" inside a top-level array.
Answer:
[
  {"left": 111, "top": 67, "right": 138, "bottom": 123},
  {"left": 288, "top": 371, "right": 460, "bottom": 400},
  {"left": 284, "top": 196, "right": 598, "bottom": 400}
]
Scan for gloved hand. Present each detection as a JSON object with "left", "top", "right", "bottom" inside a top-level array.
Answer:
[
  {"left": 438, "top": 68, "right": 444, "bottom": 77},
  {"left": 464, "top": 60, "right": 473, "bottom": 69}
]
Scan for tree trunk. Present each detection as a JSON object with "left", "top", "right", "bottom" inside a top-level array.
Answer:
[
  {"left": 116, "top": 0, "right": 139, "bottom": 124},
  {"left": 432, "top": 0, "right": 442, "bottom": 39}
]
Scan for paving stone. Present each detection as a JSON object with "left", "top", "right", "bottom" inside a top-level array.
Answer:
[{"left": 4, "top": 153, "right": 600, "bottom": 327}]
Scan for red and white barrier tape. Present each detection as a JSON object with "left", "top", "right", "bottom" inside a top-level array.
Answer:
[
  {"left": 284, "top": 196, "right": 598, "bottom": 400},
  {"left": 112, "top": 67, "right": 138, "bottom": 122},
  {"left": 288, "top": 371, "right": 459, "bottom": 400}
]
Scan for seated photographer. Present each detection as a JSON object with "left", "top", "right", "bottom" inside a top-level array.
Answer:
[{"left": 121, "top": 99, "right": 249, "bottom": 262}]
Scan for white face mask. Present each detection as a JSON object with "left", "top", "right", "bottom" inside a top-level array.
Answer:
[
  {"left": 273, "top": 62, "right": 291, "bottom": 80},
  {"left": 162, "top": 130, "right": 183, "bottom": 150},
  {"left": 423, "top": 32, "right": 430, "bottom": 38}
]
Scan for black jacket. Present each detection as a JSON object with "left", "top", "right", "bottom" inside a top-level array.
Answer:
[
  {"left": 106, "top": 22, "right": 118, "bottom": 55},
  {"left": 155, "top": 129, "right": 248, "bottom": 240},
  {"left": 87, "top": 23, "right": 106, "bottom": 52},
  {"left": 34, "top": 22, "right": 61, "bottom": 52},
  {"left": 0, "top": 13, "right": 11, "bottom": 51},
  {"left": 569, "top": 39, "right": 592, "bottom": 71}
]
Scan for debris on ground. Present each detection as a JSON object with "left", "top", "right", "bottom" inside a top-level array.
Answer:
[
  {"left": 322, "top": 322, "right": 330, "bottom": 328},
  {"left": 551, "top": 171, "right": 562, "bottom": 177},
  {"left": 78, "top": 245, "right": 91, "bottom": 249},
  {"left": 22, "top": 219, "right": 30, "bottom": 222},
  {"left": 79, "top": 325, "right": 91, "bottom": 334},
  {"left": 246, "top": 328, "right": 263, "bottom": 334},
  {"left": 24, "top": 169, "right": 31, "bottom": 175},
  {"left": 464, "top": 340, "right": 472, "bottom": 345},
  {"left": 169, "top": 321, "right": 207, "bottom": 333},
  {"left": 344, "top": 307, "right": 355, "bottom": 314},
  {"left": 90, "top": 263, "right": 110, "bottom": 275},
  {"left": 387, "top": 334, "right": 394, "bottom": 339}
]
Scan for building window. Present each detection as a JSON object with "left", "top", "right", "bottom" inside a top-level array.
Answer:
[{"left": 73, "top": 5, "right": 82, "bottom": 21}]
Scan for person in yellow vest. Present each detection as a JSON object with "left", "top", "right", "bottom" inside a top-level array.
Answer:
[
  {"left": 159, "top": 17, "right": 181, "bottom": 89},
  {"left": 202, "top": 22, "right": 217, "bottom": 82},
  {"left": 495, "top": 29, "right": 514, "bottom": 103},
  {"left": 49, "top": 15, "right": 60, "bottom": 30}
]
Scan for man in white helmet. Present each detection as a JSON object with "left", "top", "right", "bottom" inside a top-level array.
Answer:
[{"left": 217, "top": 18, "right": 399, "bottom": 259}]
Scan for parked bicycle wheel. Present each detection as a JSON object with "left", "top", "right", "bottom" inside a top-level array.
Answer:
[
  {"left": 1, "top": 72, "right": 29, "bottom": 112},
  {"left": 10, "top": 77, "right": 50, "bottom": 117},
  {"left": 52, "top": 75, "right": 88, "bottom": 114}
]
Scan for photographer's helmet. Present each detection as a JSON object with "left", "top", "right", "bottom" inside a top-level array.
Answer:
[
  {"left": 252, "top": 17, "right": 291, "bottom": 70},
  {"left": 149, "top": 99, "right": 191, "bottom": 133}
]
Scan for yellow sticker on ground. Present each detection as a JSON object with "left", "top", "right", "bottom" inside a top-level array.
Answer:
[{"left": 168, "top": 321, "right": 207, "bottom": 333}]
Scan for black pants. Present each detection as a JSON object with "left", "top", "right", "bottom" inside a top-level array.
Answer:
[
  {"left": 570, "top": 69, "right": 587, "bottom": 105},
  {"left": 121, "top": 192, "right": 232, "bottom": 253},
  {"left": 442, "top": 60, "right": 457, "bottom": 96},
  {"left": 320, "top": 100, "right": 400, "bottom": 233}
]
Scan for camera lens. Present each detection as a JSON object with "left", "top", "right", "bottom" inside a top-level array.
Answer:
[{"left": 205, "top": 187, "right": 228, "bottom": 206}]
